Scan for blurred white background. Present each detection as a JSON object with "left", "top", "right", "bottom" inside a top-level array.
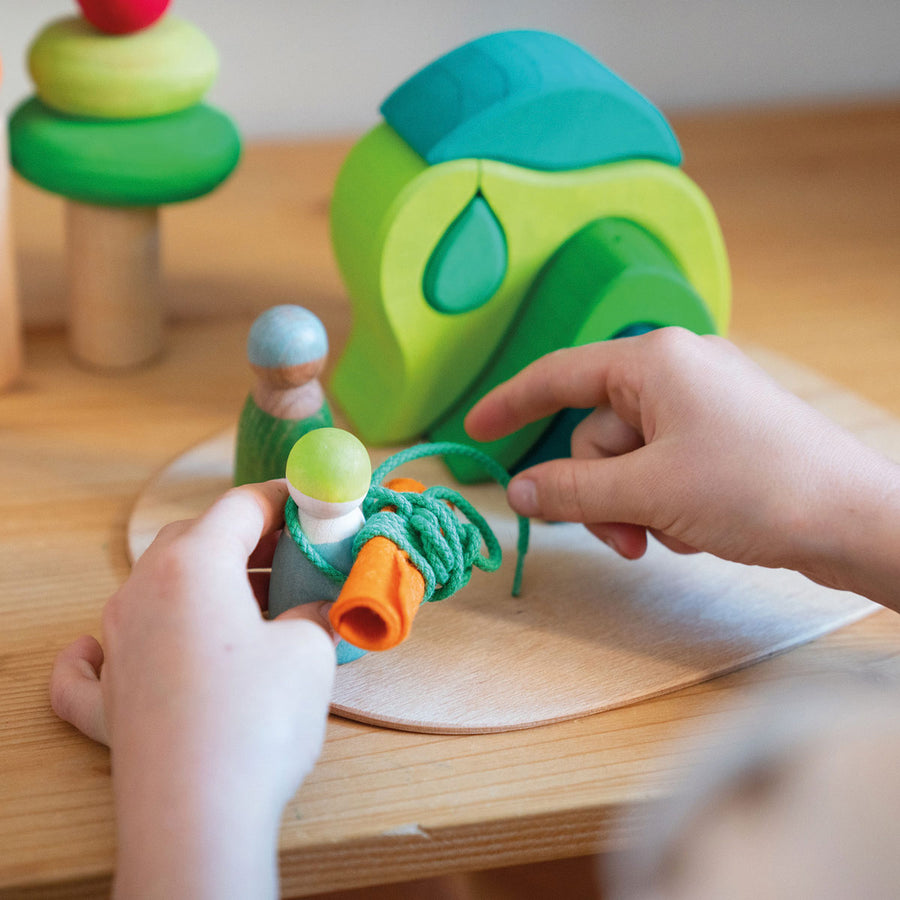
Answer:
[{"left": 2, "top": 0, "right": 899, "bottom": 140}]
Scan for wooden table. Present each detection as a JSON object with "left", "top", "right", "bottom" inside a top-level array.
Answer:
[{"left": 1, "top": 100, "right": 898, "bottom": 898}]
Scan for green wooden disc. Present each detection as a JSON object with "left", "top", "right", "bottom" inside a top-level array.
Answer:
[
  {"left": 29, "top": 15, "right": 218, "bottom": 120},
  {"left": 9, "top": 97, "right": 241, "bottom": 206}
]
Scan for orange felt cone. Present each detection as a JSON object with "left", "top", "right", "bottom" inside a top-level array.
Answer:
[{"left": 329, "top": 478, "right": 426, "bottom": 651}]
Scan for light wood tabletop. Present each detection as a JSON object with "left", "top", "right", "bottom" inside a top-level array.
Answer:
[{"left": 1, "top": 100, "right": 898, "bottom": 898}]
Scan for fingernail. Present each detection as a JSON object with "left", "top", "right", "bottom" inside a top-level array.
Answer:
[
  {"left": 602, "top": 535, "right": 621, "bottom": 555},
  {"left": 508, "top": 478, "right": 538, "bottom": 517}
]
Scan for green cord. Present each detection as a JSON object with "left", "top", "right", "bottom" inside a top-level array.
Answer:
[{"left": 283, "top": 441, "right": 529, "bottom": 600}]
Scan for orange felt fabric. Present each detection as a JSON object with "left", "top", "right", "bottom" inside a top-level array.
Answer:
[{"left": 329, "top": 478, "right": 427, "bottom": 650}]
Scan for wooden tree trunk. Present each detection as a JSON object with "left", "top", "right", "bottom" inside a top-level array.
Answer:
[{"left": 66, "top": 200, "right": 163, "bottom": 369}]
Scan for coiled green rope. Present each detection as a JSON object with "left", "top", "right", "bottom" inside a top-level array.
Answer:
[{"left": 283, "top": 441, "right": 529, "bottom": 600}]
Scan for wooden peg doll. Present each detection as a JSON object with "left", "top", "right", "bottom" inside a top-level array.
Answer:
[
  {"left": 267, "top": 428, "right": 370, "bottom": 664},
  {"left": 234, "top": 305, "right": 333, "bottom": 486}
]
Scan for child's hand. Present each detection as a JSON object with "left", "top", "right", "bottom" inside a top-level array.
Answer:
[
  {"left": 50, "top": 480, "right": 337, "bottom": 899},
  {"left": 467, "top": 328, "right": 900, "bottom": 608}
]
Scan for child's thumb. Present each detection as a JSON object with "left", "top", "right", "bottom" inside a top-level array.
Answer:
[{"left": 507, "top": 454, "right": 650, "bottom": 527}]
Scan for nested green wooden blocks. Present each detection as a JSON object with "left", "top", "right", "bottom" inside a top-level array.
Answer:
[{"left": 331, "top": 30, "right": 731, "bottom": 480}]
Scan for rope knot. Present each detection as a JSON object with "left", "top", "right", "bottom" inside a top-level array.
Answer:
[{"left": 357, "top": 485, "right": 501, "bottom": 602}]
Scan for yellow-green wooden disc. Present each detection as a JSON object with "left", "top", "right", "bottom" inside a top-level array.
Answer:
[{"left": 29, "top": 15, "right": 218, "bottom": 120}]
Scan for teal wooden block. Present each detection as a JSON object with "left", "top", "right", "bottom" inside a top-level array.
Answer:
[
  {"left": 428, "top": 218, "right": 717, "bottom": 482},
  {"left": 381, "top": 30, "right": 681, "bottom": 171}
]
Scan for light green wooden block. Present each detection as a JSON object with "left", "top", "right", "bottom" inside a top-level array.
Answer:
[
  {"left": 478, "top": 158, "right": 730, "bottom": 335},
  {"left": 331, "top": 124, "right": 481, "bottom": 442}
]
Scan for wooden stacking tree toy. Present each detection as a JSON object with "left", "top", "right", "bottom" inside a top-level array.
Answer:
[
  {"left": 233, "top": 305, "right": 334, "bottom": 486},
  {"left": 0, "top": 52, "right": 24, "bottom": 390},
  {"left": 7, "top": 0, "right": 240, "bottom": 370},
  {"left": 330, "top": 30, "right": 731, "bottom": 482}
]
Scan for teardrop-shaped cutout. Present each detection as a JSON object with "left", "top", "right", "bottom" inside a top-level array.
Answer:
[{"left": 423, "top": 193, "right": 508, "bottom": 315}]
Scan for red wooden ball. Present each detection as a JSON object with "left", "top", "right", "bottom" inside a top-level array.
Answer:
[{"left": 76, "top": 0, "right": 173, "bottom": 34}]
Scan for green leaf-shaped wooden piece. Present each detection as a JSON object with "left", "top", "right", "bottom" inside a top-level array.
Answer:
[{"left": 423, "top": 194, "right": 508, "bottom": 314}]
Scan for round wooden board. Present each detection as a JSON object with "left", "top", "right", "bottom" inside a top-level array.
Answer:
[{"left": 129, "top": 425, "right": 876, "bottom": 734}]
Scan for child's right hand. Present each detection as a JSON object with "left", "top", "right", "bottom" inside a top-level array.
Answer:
[{"left": 466, "top": 328, "right": 900, "bottom": 609}]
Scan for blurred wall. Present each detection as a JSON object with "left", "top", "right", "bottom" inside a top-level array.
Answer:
[{"left": 1, "top": 0, "right": 899, "bottom": 140}]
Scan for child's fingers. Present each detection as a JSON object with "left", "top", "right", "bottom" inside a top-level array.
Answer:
[
  {"left": 248, "top": 530, "right": 281, "bottom": 611},
  {"left": 140, "top": 518, "right": 193, "bottom": 556},
  {"left": 507, "top": 450, "right": 657, "bottom": 529},
  {"left": 265, "top": 616, "right": 338, "bottom": 780},
  {"left": 571, "top": 406, "right": 644, "bottom": 460},
  {"left": 248, "top": 529, "right": 281, "bottom": 571},
  {"left": 249, "top": 570, "right": 271, "bottom": 613},
  {"left": 465, "top": 343, "right": 627, "bottom": 441},
  {"left": 49, "top": 636, "right": 109, "bottom": 746},
  {"left": 193, "top": 480, "right": 290, "bottom": 561},
  {"left": 650, "top": 529, "right": 701, "bottom": 555},
  {"left": 585, "top": 522, "right": 649, "bottom": 559},
  {"left": 273, "top": 601, "right": 341, "bottom": 647}
]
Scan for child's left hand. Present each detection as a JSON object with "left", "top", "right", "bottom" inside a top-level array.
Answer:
[{"left": 50, "top": 480, "right": 337, "bottom": 898}]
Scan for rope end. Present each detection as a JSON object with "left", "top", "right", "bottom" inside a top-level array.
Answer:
[{"left": 510, "top": 515, "right": 529, "bottom": 597}]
